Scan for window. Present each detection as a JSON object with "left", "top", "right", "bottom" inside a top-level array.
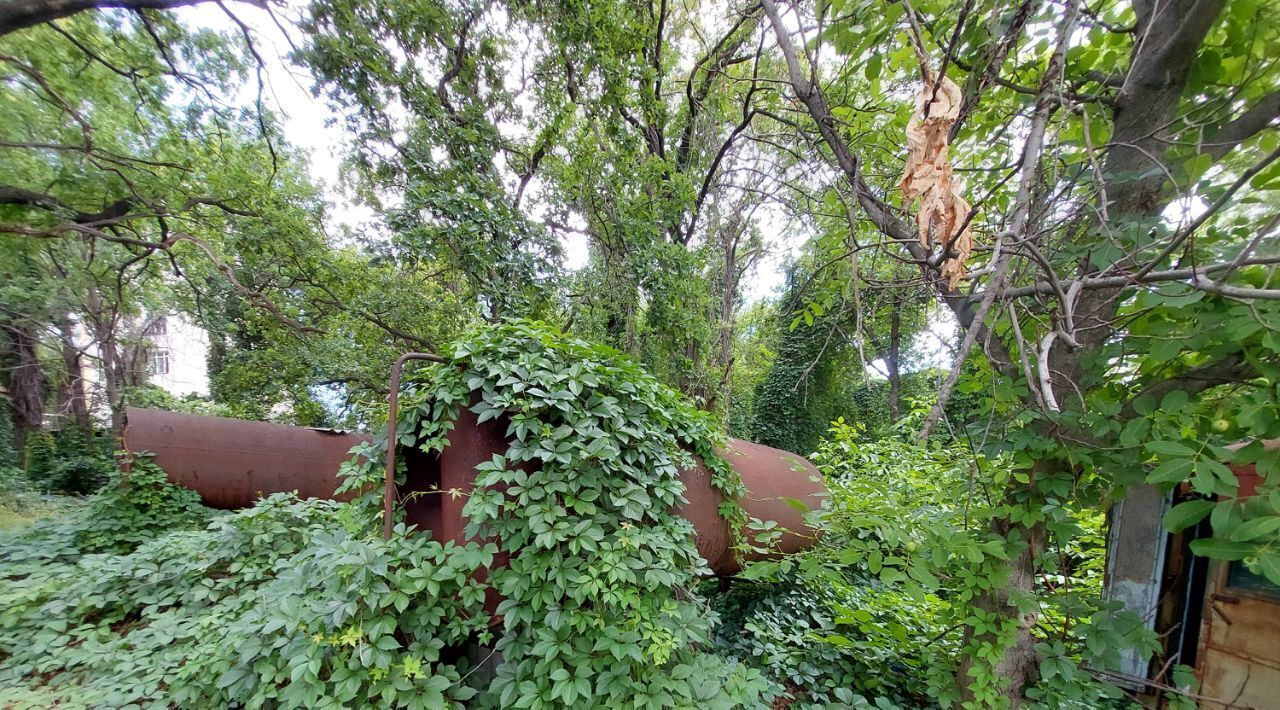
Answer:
[
  {"left": 143, "top": 316, "right": 167, "bottom": 336},
  {"left": 1227, "top": 561, "right": 1280, "bottom": 600},
  {"left": 148, "top": 349, "right": 170, "bottom": 376}
]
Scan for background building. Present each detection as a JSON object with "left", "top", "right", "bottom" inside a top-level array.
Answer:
[{"left": 138, "top": 315, "right": 210, "bottom": 398}]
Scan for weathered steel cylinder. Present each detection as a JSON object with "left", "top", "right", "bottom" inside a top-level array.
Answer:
[
  {"left": 404, "top": 404, "right": 827, "bottom": 576},
  {"left": 123, "top": 407, "right": 826, "bottom": 575},
  {"left": 123, "top": 407, "right": 369, "bottom": 508}
]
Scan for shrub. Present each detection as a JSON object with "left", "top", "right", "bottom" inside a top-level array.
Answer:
[
  {"left": 0, "top": 493, "right": 492, "bottom": 708},
  {"left": 22, "top": 428, "right": 113, "bottom": 495},
  {"left": 737, "top": 414, "right": 1159, "bottom": 708},
  {"left": 0, "top": 455, "right": 212, "bottom": 572},
  {"left": 0, "top": 464, "right": 83, "bottom": 532},
  {"left": 712, "top": 576, "right": 941, "bottom": 708}
]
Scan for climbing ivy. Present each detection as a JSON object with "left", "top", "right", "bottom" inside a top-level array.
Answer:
[{"left": 344, "top": 319, "right": 770, "bottom": 708}]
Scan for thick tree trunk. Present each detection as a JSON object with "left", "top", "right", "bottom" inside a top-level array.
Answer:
[{"left": 3, "top": 323, "right": 47, "bottom": 458}]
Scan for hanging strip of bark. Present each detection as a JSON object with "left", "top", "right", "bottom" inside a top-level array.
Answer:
[
  {"left": 899, "top": 72, "right": 973, "bottom": 289},
  {"left": 916, "top": 0, "right": 1080, "bottom": 440},
  {"left": 899, "top": 0, "right": 974, "bottom": 289}
]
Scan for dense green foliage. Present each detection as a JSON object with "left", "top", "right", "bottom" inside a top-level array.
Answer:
[
  {"left": 20, "top": 428, "right": 114, "bottom": 494},
  {"left": 0, "top": 482, "right": 490, "bottom": 707},
  {"left": 337, "top": 320, "right": 771, "bottom": 707},
  {"left": 0, "top": 321, "right": 776, "bottom": 708},
  {"left": 731, "top": 415, "right": 1163, "bottom": 708},
  {"left": 2, "top": 0, "right": 1279, "bottom": 706}
]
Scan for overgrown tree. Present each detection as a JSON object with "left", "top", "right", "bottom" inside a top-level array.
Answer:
[{"left": 759, "top": 0, "right": 1280, "bottom": 702}]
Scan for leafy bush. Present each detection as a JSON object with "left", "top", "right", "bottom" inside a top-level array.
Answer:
[
  {"left": 0, "top": 456, "right": 211, "bottom": 569},
  {"left": 738, "top": 414, "right": 1158, "bottom": 708},
  {"left": 0, "top": 464, "right": 83, "bottom": 531},
  {"left": 712, "top": 576, "right": 942, "bottom": 708},
  {"left": 22, "top": 428, "right": 115, "bottom": 494},
  {"left": 124, "top": 383, "right": 241, "bottom": 419},
  {"left": 0, "top": 492, "right": 493, "bottom": 708},
  {"left": 0, "top": 414, "right": 16, "bottom": 468}
]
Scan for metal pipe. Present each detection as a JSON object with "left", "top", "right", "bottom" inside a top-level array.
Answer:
[
  {"left": 384, "top": 352, "right": 447, "bottom": 539},
  {"left": 123, "top": 407, "right": 369, "bottom": 507},
  {"left": 125, "top": 404, "right": 827, "bottom": 581}
]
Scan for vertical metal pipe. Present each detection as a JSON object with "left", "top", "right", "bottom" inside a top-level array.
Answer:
[{"left": 384, "top": 352, "right": 446, "bottom": 539}]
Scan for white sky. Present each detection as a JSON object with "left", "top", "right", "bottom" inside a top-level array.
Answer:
[{"left": 178, "top": 4, "right": 375, "bottom": 231}]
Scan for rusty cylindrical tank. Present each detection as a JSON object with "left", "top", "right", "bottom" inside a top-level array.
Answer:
[
  {"left": 678, "top": 438, "right": 824, "bottom": 575},
  {"left": 123, "top": 407, "right": 827, "bottom": 575},
  {"left": 123, "top": 407, "right": 369, "bottom": 508},
  {"left": 403, "top": 402, "right": 827, "bottom": 576}
]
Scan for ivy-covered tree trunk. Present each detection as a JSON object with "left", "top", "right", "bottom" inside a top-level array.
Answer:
[
  {"left": 2, "top": 321, "right": 47, "bottom": 458},
  {"left": 963, "top": 4, "right": 1228, "bottom": 702},
  {"left": 956, "top": 474, "right": 1050, "bottom": 706}
]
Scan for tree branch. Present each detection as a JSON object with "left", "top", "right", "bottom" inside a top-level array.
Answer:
[
  {"left": 1202, "top": 88, "right": 1280, "bottom": 160},
  {"left": 0, "top": 0, "right": 264, "bottom": 37},
  {"left": 989, "top": 255, "right": 1280, "bottom": 300},
  {"left": 1119, "top": 353, "right": 1256, "bottom": 420}
]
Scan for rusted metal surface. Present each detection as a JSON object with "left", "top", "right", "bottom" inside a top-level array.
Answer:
[
  {"left": 123, "top": 407, "right": 369, "bottom": 508},
  {"left": 1195, "top": 560, "right": 1280, "bottom": 708},
  {"left": 127, "top": 397, "right": 827, "bottom": 579},
  {"left": 384, "top": 352, "right": 448, "bottom": 539},
  {"left": 675, "top": 439, "right": 825, "bottom": 575},
  {"left": 395, "top": 401, "right": 826, "bottom": 577},
  {"left": 717, "top": 438, "right": 825, "bottom": 569}
]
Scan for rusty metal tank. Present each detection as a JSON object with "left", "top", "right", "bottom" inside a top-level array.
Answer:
[
  {"left": 123, "top": 407, "right": 369, "bottom": 508},
  {"left": 402, "top": 403, "right": 827, "bottom": 576},
  {"left": 123, "top": 406, "right": 826, "bottom": 575}
]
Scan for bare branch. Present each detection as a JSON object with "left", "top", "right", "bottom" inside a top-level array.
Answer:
[{"left": 990, "top": 255, "right": 1280, "bottom": 300}]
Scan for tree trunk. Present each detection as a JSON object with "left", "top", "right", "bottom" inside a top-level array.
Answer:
[
  {"left": 887, "top": 299, "right": 902, "bottom": 421},
  {"left": 85, "top": 286, "right": 124, "bottom": 443},
  {"left": 3, "top": 322, "right": 47, "bottom": 458},
  {"left": 0, "top": 0, "right": 216, "bottom": 38},
  {"left": 957, "top": 487, "right": 1047, "bottom": 706},
  {"left": 958, "top": 3, "right": 1225, "bottom": 704},
  {"left": 708, "top": 218, "right": 741, "bottom": 415},
  {"left": 55, "top": 315, "right": 91, "bottom": 435}
]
